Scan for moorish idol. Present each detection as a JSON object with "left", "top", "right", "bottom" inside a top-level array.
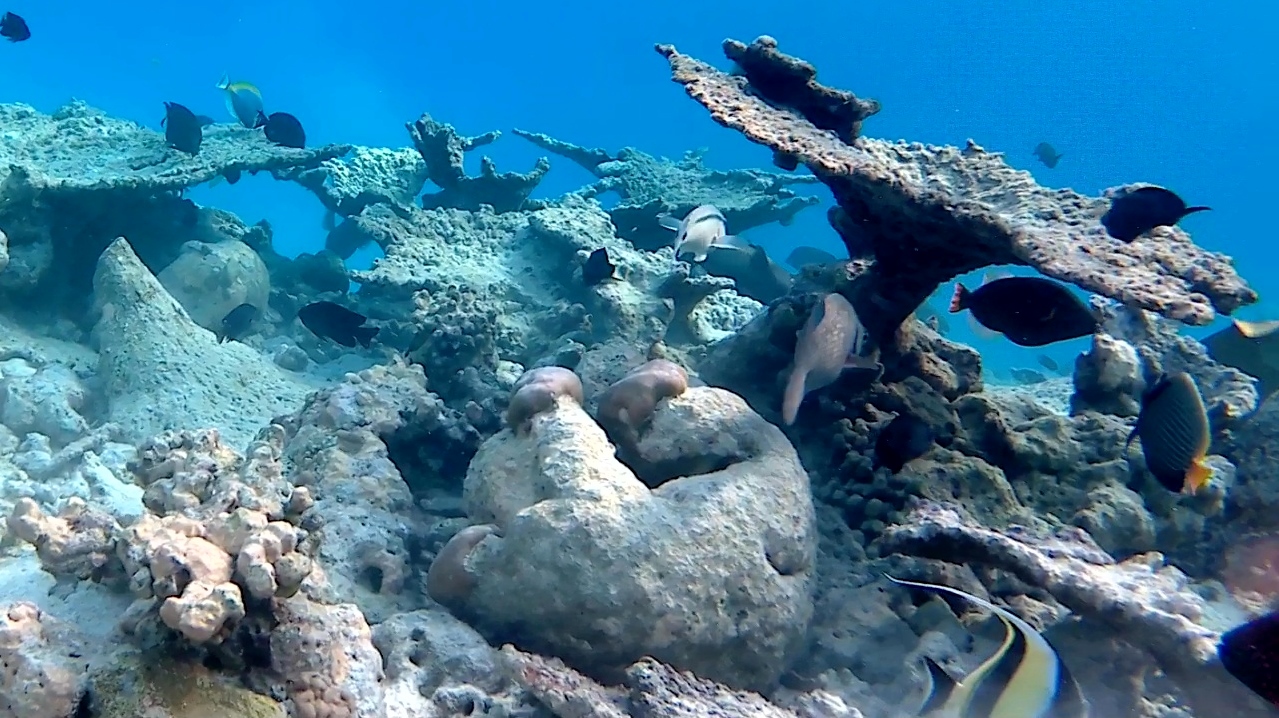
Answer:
[{"left": 887, "top": 576, "right": 1089, "bottom": 718}]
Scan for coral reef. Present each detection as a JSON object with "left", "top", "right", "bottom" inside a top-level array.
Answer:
[
  {"left": 436, "top": 374, "right": 817, "bottom": 692},
  {"left": 0, "top": 101, "right": 348, "bottom": 319},
  {"left": 92, "top": 238, "right": 317, "bottom": 449},
  {"left": 656, "top": 37, "right": 1256, "bottom": 341},
  {"left": 514, "top": 128, "right": 821, "bottom": 249},
  {"left": 156, "top": 239, "right": 271, "bottom": 332}
]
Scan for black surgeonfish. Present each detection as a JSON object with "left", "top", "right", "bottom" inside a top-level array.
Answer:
[
  {"left": 1125, "top": 372, "right": 1213, "bottom": 494},
  {"left": 1101, "top": 186, "right": 1210, "bottom": 242},
  {"left": 161, "top": 102, "right": 203, "bottom": 155},
  {"left": 582, "top": 248, "right": 616, "bottom": 285},
  {"left": 0, "top": 11, "right": 29, "bottom": 42},
  {"left": 259, "top": 111, "right": 306, "bottom": 149},
  {"left": 887, "top": 576, "right": 1088, "bottom": 718},
  {"left": 1033, "top": 142, "right": 1063, "bottom": 168},
  {"left": 298, "top": 301, "right": 378, "bottom": 348},
  {"left": 949, "top": 276, "right": 1097, "bottom": 347},
  {"left": 218, "top": 303, "right": 259, "bottom": 343},
  {"left": 1219, "top": 610, "right": 1279, "bottom": 708}
]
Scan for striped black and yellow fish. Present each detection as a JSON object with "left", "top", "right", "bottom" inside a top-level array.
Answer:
[
  {"left": 887, "top": 576, "right": 1088, "bottom": 718},
  {"left": 1125, "top": 371, "right": 1213, "bottom": 494}
]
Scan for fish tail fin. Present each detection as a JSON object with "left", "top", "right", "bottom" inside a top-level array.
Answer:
[
  {"left": 354, "top": 326, "right": 380, "bottom": 348},
  {"left": 216, "top": 73, "right": 230, "bottom": 90},
  {"left": 1183, "top": 457, "right": 1213, "bottom": 494},
  {"left": 781, "top": 367, "right": 807, "bottom": 426},
  {"left": 917, "top": 656, "right": 958, "bottom": 716},
  {"left": 656, "top": 213, "right": 680, "bottom": 231},
  {"left": 1183, "top": 205, "right": 1212, "bottom": 216},
  {"left": 948, "top": 283, "right": 969, "bottom": 313},
  {"left": 1124, "top": 425, "right": 1139, "bottom": 452}
]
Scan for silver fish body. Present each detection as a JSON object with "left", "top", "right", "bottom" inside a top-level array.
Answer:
[{"left": 657, "top": 204, "right": 745, "bottom": 262}]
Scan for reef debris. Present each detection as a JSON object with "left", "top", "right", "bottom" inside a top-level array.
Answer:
[
  {"left": 655, "top": 36, "right": 1256, "bottom": 338},
  {"left": 880, "top": 500, "right": 1273, "bottom": 718}
]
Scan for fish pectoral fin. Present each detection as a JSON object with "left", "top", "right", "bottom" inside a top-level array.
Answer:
[
  {"left": 917, "top": 656, "right": 958, "bottom": 716},
  {"left": 711, "top": 234, "right": 749, "bottom": 250},
  {"left": 656, "top": 214, "right": 680, "bottom": 231}
]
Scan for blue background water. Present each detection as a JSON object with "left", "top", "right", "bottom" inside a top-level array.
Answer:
[{"left": 3, "top": 0, "right": 1271, "bottom": 377}]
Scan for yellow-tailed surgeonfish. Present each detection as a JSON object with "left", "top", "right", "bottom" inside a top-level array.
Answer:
[
  {"left": 886, "top": 576, "right": 1088, "bottom": 718},
  {"left": 216, "top": 74, "right": 265, "bottom": 129}
]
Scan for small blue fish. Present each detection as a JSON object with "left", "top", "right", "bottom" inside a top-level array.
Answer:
[
  {"left": 887, "top": 576, "right": 1088, "bottom": 718},
  {"left": 216, "top": 74, "right": 265, "bottom": 129}
]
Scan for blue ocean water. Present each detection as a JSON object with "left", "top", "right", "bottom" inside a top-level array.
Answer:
[{"left": 2, "top": 0, "right": 1270, "bottom": 375}]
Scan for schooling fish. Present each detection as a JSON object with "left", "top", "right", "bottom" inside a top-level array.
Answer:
[
  {"left": 1, "top": 11, "right": 29, "bottom": 41},
  {"left": 1126, "top": 371, "right": 1213, "bottom": 494},
  {"left": 216, "top": 74, "right": 265, "bottom": 129},
  {"left": 1037, "top": 354, "right": 1060, "bottom": 372},
  {"left": 781, "top": 293, "right": 881, "bottom": 425},
  {"left": 1010, "top": 368, "right": 1049, "bottom": 385},
  {"left": 1033, "top": 142, "right": 1063, "bottom": 169},
  {"left": 1203, "top": 318, "right": 1279, "bottom": 399},
  {"left": 949, "top": 276, "right": 1097, "bottom": 347},
  {"left": 259, "top": 111, "right": 306, "bottom": 149},
  {"left": 1218, "top": 610, "right": 1279, "bottom": 708},
  {"left": 161, "top": 102, "right": 203, "bottom": 155},
  {"left": 1101, "top": 186, "right": 1210, "bottom": 242},
  {"left": 298, "top": 301, "right": 379, "bottom": 348},
  {"left": 785, "top": 245, "right": 841, "bottom": 271},
  {"left": 887, "top": 576, "right": 1088, "bottom": 718},
  {"left": 195, "top": 114, "right": 217, "bottom": 127},
  {"left": 218, "top": 303, "right": 259, "bottom": 343},
  {"left": 874, "top": 413, "right": 934, "bottom": 473},
  {"left": 656, "top": 204, "right": 747, "bottom": 262},
  {"left": 582, "top": 248, "right": 617, "bottom": 286}
]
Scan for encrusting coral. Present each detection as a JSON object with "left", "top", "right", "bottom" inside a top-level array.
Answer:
[
  {"left": 594, "top": 358, "right": 690, "bottom": 467},
  {"left": 656, "top": 36, "right": 1256, "bottom": 340},
  {"left": 505, "top": 366, "right": 585, "bottom": 433}
]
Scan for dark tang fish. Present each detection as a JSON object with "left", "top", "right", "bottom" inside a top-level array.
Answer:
[
  {"left": 161, "top": 102, "right": 203, "bottom": 155},
  {"left": 1101, "top": 186, "right": 1210, "bottom": 242},
  {"left": 582, "top": 248, "right": 616, "bottom": 286},
  {"left": 1126, "top": 372, "right": 1212, "bottom": 494},
  {"left": 260, "top": 111, "right": 306, "bottom": 149},
  {"left": 1219, "top": 611, "right": 1279, "bottom": 708},
  {"left": 299, "top": 301, "right": 378, "bottom": 348},
  {"left": 888, "top": 576, "right": 1088, "bottom": 718},
  {"left": 0, "top": 11, "right": 29, "bottom": 42},
  {"left": 1203, "top": 318, "right": 1279, "bottom": 399},
  {"left": 785, "top": 245, "right": 841, "bottom": 271},
  {"left": 218, "top": 303, "right": 259, "bottom": 343},
  {"left": 949, "top": 276, "right": 1097, "bottom": 347},
  {"left": 874, "top": 413, "right": 934, "bottom": 473},
  {"left": 1033, "top": 142, "right": 1063, "bottom": 169}
]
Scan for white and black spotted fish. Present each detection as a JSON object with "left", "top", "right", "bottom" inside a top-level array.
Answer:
[{"left": 888, "top": 576, "right": 1088, "bottom": 718}]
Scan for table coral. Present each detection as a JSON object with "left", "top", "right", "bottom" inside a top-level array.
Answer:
[
  {"left": 656, "top": 37, "right": 1256, "bottom": 338},
  {"left": 513, "top": 128, "right": 821, "bottom": 249}
]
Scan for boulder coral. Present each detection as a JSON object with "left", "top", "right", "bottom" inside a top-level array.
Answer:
[{"left": 439, "top": 374, "right": 817, "bottom": 692}]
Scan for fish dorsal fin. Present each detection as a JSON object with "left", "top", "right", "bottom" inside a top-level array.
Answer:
[
  {"left": 982, "top": 268, "right": 1014, "bottom": 285},
  {"left": 216, "top": 73, "right": 230, "bottom": 90},
  {"left": 1235, "top": 318, "right": 1279, "bottom": 339},
  {"left": 917, "top": 656, "right": 958, "bottom": 716}
]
